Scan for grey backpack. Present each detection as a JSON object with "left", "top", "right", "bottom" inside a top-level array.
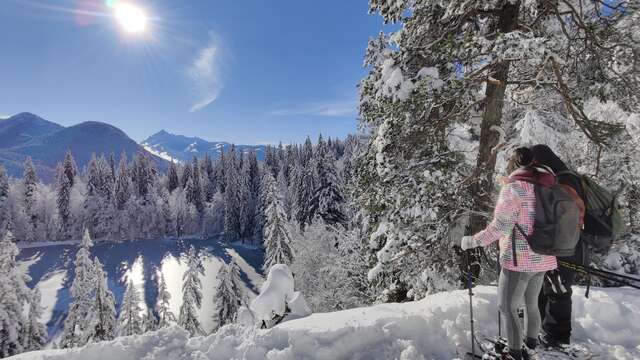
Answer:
[{"left": 512, "top": 181, "right": 582, "bottom": 265}]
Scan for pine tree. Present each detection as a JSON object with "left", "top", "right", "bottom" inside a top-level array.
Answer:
[
  {"left": 212, "top": 260, "right": 243, "bottom": 332},
  {"left": 0, "top": 231, "right": 30, "bottom": 357},
  {"left": 87, "top": 259, "right": 116, "bottom": 343},
  {"left": 131, "top": 151, "right": 155, "bottom": 200},
  {"left": 114, "top": 152, "right": 130, "bottom": 211},
  {"left": 309, "top": 137, "right": 345, "bottom": 225},
  {"left": 117, "top": 280, "right": 143, "bottom": 337},
  {"left": 362, "top": 0, "right": 640, "bottom": 297},
  {"left": 22, "top": 156, "right": 38, "bottom": 242},
  {"left": 178, "top": 246, "right": 205, "bottom": 336},
  {"left": 84, "top": 154, "right": 112, "bottom": 239},
  {"left": 203, "top": 154, "right": 216, "bottom": 202},
  {"left": 108, "top": 152, "right": 117, "bottom": 185},
  {"left": 215, "top": 151, "right": 226, "bottom": 194},
  {"left": 224, "top": 148, "right": 242, "bottom": 241},
  {"left": 187, "top": 157, "right": 204, "bottom": 213},
  {"left": 0, "top": 165, "right": 9, "bottom": 232},
  {"left": 22, "top": 287, "right": 47, "bottom": 351},
  {"left": 60, "top": 229, "right": 96, "bottom": 348},
  {"left": 155, "top": 273, "right": 175, "bottom": 329},
  {"left": 167, "top": 161, "right": 180, "bottom": 193},
  {"left": 181, "top": 163, "right": 192, "bottom": 189},
  {"left": 142, "top": 308, "right": 158, "bottom": 333},
  {"left": 262, "top": 172, "right": 293, "bottom": 271},
  {"left": 56, "top": 151, "right": 76, "bottom": 239},
  {"left": 239, "top": 155, "right": 255, "bottom": 241},
  {"left": 253, "top": 174, "right": 266, "bottom": 244},
  {"left": 295, "top": 162, "right": 316, "bottom": 227}
]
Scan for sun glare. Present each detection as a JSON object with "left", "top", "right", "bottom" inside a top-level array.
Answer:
[{"left": 114, "top": 2, "right": 147, "bottom": 34}]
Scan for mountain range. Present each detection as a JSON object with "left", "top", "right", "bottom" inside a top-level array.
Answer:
[
  {"left": 0, "top": 112, "right": 265, "bottom": 181},
  {"left": 141, "top": 130, "right": 265, "bottom": 163}
]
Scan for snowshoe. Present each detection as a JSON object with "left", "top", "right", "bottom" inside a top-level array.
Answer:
[{"left": 537, "top": 343, "right": 595, "bottom": 360}]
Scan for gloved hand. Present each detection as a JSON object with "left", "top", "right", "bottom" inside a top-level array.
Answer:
[{"left": 460, "top": 236, "right": 478, "bottom": 250}]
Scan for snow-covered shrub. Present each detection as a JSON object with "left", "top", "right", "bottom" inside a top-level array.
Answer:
[{"left": 249, "top": 264, "right": 310, "bottom": 328}]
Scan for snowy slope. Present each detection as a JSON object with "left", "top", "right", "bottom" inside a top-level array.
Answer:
[
  {"left": 11, "top": 286, "right": 640, "bottom": 360},
  {"left": 141, "top": 130, "right": 266, "bottom": 162}
]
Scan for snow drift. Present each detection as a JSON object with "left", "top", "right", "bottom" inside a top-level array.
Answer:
[{"left": 10, "top": 286, "right": 640, "bottom": 360}]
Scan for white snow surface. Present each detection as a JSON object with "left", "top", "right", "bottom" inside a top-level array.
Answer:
[
  {"left": 249, "top": 264, "right": 311, "bottom": 323},
  {"left": 141, "top": 144, "right": 181, "bottom": 163},
  {"left": 11, "top": 285, "right": 640, "bottom": 360}
]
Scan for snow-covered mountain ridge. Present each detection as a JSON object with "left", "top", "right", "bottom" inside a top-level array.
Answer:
[
  {"left": 141, "top": 130, "right": 266, "bottom": 163},
  {"left": 11, "top": 285, "right": 640, "bottom": 360}
]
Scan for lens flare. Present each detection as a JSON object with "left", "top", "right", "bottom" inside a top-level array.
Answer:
[{"left": 114, "top": 2, "right": 147, "bottom": 33}]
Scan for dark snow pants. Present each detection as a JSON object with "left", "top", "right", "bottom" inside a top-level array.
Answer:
[{"left": 538, "top": 241, "right": 586, "bottom": 344}]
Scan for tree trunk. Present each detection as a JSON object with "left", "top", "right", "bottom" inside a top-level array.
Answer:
[{"left": 462, "top": 1, "right": 521, "bottom": 283}]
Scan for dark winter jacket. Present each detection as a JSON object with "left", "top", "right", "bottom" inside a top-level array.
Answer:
[{"left": 530, "top": 145, "right": 586, "bottom": 265}]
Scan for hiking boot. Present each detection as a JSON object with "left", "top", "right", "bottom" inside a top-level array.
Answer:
[
  {"left": 522, "top": 337, "right": 539, "bottom": 360},
  {"left": 500, "top": 349, "right": 522, "bottom": 360},
  {"left": 539, "top": 333, "right": 568, "bottom": 350}
]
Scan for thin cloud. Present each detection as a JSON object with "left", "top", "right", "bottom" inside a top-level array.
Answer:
[
  {"left": 187, "top": 33, "right": 226, "bottom": 112},
  {"left": 270, "top": 100, "right": 358, "bottom": 117}
]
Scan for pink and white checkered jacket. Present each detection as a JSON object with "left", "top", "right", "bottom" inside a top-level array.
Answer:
[{"left": 471, "top": 168, "right": 558, "bottom": 273}]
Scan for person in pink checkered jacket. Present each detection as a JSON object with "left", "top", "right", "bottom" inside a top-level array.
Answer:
[{"left": 460, "top": 147, "right": 558, "bottom": 360}]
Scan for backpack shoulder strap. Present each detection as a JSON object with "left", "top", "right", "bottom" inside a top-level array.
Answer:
[{"left": 556, "top": 169, "right": 580, "bottom": 178}]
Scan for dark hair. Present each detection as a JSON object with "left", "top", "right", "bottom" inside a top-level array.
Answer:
[
  {"left": 506, "top": 147, "right": 533, "bottom": 173},
  {"left": 530, "top": 144, "right": 568, "bottom": 173}
]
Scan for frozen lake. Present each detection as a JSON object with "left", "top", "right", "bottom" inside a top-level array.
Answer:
[{"left": 17, "top": 237, "right": 265, "bottom": 341}]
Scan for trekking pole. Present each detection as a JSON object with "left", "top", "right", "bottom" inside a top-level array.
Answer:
[
  {"left": 559, "top": 260, "right": 640, "bottom": 283},
  {"left": 558, "top": 261, "right": 640, "bottom": 290},
  {"left": 496, "top": 251, "right": 501, "bottom": 339},
  {"left": 465, "top": 250, "right": 477, "bottom": 359}
]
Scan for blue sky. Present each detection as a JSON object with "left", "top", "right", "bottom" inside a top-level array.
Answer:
[{"left": 0, "top": 0, "right": 390, "bottom": 144}]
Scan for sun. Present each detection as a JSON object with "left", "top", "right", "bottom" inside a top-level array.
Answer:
[{"left": 113, "top": 2, "right": 147, "bottom": 34}]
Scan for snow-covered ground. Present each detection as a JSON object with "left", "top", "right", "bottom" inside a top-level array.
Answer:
[
  {"left": 17, "top": 237, "right": 264, "bottom": 339},
  {"left": 10, "top": 285, "right": 640, "bottom": 360}
]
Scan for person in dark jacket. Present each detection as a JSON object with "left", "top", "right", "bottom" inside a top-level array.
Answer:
[{"left": 530, "top": 144, "right": 587, "bottom": 348}]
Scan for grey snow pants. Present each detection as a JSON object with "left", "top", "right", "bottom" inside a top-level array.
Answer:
[{"left": 498, "top": 268, "right": 545, "bottom": 351}]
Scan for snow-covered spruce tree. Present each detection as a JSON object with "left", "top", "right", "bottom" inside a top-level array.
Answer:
[
  {"left": 0, "top": 165, "right": 9, "bottom": 232},
  {"left": 309, "top": 135, "right": 346, "bottom": 225},
  {"left": 117, "top": 280, "right": 143, "bottom": 337},
  {"left": 178, "top": 246, "right": 205, "bottom": 336},
  {"left": 86, "top": 258, "right": 116, "bottom": 343},
  {"left": 84, "top": 154, "right": 113, "bottom": 239},
  {"left": 142, "top": 308, "right": 158, "bottom": 333},
  {"left": 155, "top": 273, "right": 176, "bottom": 329},
  {"left": 0, "top": 231, "right": 31, "bottom": 357},
  {"left": 22, "top": 287, "right": 47, "bottom": 352},
  {"left": 60, "top": 228, "right": 96, "bottom": 348},
  {"left": 114, "top": 152, "right": 131, "bottom": 240},
  {"left": 239, "top": 153, "right": 257, "bottom": 241},
  {"left": 356, "top": 30, "right": 470, "bottom": 300},
  {"left": 56, "top": 150, "right": 76, "bottom": 240},
  {"left": 360, "top": 0, "right": 639, "bottom": 299},
  {"left": 181, "top": 163, "right": 192, "bottom": 189},
  {"left": 187, "top": 156, "right": 204, "bottom": 214},
  {"left": 276, "top": 167, "right": 291, "bottom": 221},
  {"left": 167, "top": 161, "right": 180, "bottom": 194},
  {"left": 212, "top": 260, "right": 243, "bottom": 332},
  {"left": 215, "top": 151, "right": 227, "bottom": 194},
  {"left": 224, "top": 146, "right": 242, "bottom": 241},
  {"left": 22, "top": 156, "right": 38, "bottom": 242},
  {"left": 262, "top": 172, "right": 294, "bottom": 272}
]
